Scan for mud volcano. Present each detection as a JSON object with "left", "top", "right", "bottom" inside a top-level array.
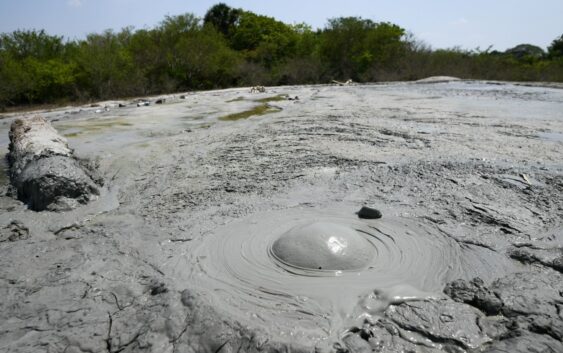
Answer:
[
  {"left": 2, "top": 82, "right": 561, "bottom": 353},
  {"left": 182, "top": 207, "right": 508, "bottom": 348}
]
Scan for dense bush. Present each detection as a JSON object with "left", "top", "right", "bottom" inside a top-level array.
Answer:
[{"left": 0, "top": 3, "right": 562, "bottom": 108}]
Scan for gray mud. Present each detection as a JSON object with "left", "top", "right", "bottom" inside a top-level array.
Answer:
[{"left": 0, "top": 81, "right": 562, "bottom": 353}]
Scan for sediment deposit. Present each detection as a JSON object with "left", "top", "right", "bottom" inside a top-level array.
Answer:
[{"left": 0, "top": 81, "right": 562, "bottom": 353}]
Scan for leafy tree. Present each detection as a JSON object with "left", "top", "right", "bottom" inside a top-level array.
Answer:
[
  {"left": 0, "top": 29, "right": 64, "bottom": 60},
  {"left": 168, "top": 25, "right": 240, "bottom": 89},
  {"left": 229, "top": 11, "right": 298, "bottom": 68},
  {"left": 1, "top": 7, "right": 563, "bottom": 108},
  {"left": 74, "top": 30, "right": 140, "bottom": 99},
  {"left": 292, "top": 23, "right": 320, "bottom": 57},
  {"left": 203, "top": 3, "right": 241, "bottom": 37},
  {"left": 0, "top": 30, "right": 75, "bottom": 105},
  {"left": 159, "top": 13, "right": 201, "bottom": 44},
  {"left": 547, "top": 34, "right": 563, "bottom": 58},
  {"left": 127, "top": 29, "right": 164, "bottom": 93},
  {"left": 319, "top": 17, "right": 406, "bottom": 80}
]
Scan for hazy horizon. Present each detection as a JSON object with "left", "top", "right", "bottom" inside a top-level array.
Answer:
[{"left": 0, "top": 0, "right": 562, "bottom": 51}]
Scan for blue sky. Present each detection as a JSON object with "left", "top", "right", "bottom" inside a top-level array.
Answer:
[{"left": 0, "top": 0, "right": 561, "bottom": 51}]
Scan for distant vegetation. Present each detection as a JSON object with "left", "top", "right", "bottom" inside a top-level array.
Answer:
[{"left": 1, "top": 3, "right": 562, "bottom": 109}]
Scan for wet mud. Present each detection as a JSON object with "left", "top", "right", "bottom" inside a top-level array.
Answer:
[{"left": 0, "top": 81, "right": 562, "bottom": 353}]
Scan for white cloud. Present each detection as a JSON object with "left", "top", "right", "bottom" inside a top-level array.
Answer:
[
  {"left": 67, "top": 0, "right": 83, "bottom": 7},
  {"left": 450, "top": 18, "right": 469, "bottom": 26}
]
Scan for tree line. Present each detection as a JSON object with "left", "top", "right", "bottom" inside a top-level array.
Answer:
[{"left": 1, "top": 3, "right": 562, "bottom": 109}]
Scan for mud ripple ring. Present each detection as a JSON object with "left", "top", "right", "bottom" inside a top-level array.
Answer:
[{"left": 184, "top": 208, "right": 468, "bottom": 344}]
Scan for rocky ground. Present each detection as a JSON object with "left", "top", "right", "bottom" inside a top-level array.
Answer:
[{"left": 0, "top": 80, "right": 562, "bottom": 353}]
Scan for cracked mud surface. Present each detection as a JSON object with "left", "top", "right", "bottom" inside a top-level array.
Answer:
[{"left": 1, "top": 81, "right": 562, "bottom": 352}]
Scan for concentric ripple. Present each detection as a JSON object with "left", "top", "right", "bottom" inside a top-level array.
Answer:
[{"left": 180, "top": 208, "right": 482, "bottom": 345}]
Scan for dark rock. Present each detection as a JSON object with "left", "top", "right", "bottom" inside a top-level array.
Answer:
[
  {"left": 155, "top": 99, "right": 166, "bottom": 104},
  {"left": 357, "top": 206, "right": 382, "bottom": 219},
  {"left": 444, "top": 278, "right": 503, "bottom": 315},
  {"left": 118, "top": 103, "right": 126, "bottom": 108}
]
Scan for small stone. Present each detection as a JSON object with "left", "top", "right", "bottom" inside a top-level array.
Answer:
[{"left": 357, "top": 206, "right": 382, "bottom": 219}]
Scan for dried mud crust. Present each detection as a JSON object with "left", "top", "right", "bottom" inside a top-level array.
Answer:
[{"left": 0, "top": 82, "right": 562, "bottom": 353}]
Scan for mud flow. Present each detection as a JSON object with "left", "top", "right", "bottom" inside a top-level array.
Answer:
[{"left": 1, "top": 81, "right": 562, "bottom": 353}]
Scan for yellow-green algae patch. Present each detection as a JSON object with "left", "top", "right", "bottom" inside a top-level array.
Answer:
[
  {"left": 59, "top": 118, "right": 133, "bottom": 137},
  {"left": 219, "top": 104, "right": 281, "bottom": 121},
  {"left": 255, "top": 94, "right": 288, "bottom": 103}
]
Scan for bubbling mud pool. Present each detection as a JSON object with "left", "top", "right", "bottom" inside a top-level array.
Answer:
[
  {"left": 270, "top": 222, "right": 377, "bottom": 272},
  {"left": 173, "top": 208, "right": 508, "bottom": 347}
]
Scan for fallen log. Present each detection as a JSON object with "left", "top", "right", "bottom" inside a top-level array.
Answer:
[{"left": 8, "top": 116, "right": 99, "bottom": 211}]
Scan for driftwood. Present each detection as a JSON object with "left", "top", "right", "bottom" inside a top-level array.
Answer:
[{"left": 8, "top": 116, "right": 99, "bottom": 211}]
